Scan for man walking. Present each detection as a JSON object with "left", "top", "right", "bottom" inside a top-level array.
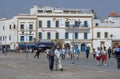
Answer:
[
  {"left": 34, "top": 48, "right": 41, "bottom": 59},
  {"left": 107, "top": 47, "right": 112, "bottom": 59},
  {"left": 48, "top": 46, "right": 55, "bottom": 71},
  {"left": 114, "top": 46, "right": 120, "bottom": 69},
  {"left": 86, "top": 47, "right": 90, "bottom": 59},
  {"left": 54, "top": 46, "right": 63, "bottom": 71}
]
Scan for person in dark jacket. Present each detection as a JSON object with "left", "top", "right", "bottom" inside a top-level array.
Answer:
[
  {"left": 86, "top": 47, "right": 90, "bottom": 59},
  {"left": 34, "top": 48, "right": 41, "bottom": 59},
  {"left": 48, "top": 46, "right": 55, "bottom": 71},
  {"left": 114, "top": 46, "right": 120, "bottom": 69},
  {"left": 107, "top": 47, "right": 112, "bottom": 59}
]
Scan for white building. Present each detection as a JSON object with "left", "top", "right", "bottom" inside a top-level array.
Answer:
[
  {"left": 93, "top": 12, "right": 120, "bottom": 50},
  {"left": 0, "top": 17, "right": 17, "bottom": 50},
  {"left": 30, "top": 5, "right": 94, "bottom": 52},
  {"left": 0, "top": 5, "right": 97, "bottom": 52}
]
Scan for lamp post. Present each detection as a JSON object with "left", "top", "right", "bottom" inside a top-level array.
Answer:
[
  {"left": 72, "top": 25, "right": 75, "bottom": 64},
  {"left": 25, "top": 32, "right": 29, "bottom": 59},
  {"left": 4, "top": 36, "right": 7, "bottom": 55},
  {"left": 67, "top": 20, "right": 80, "bottom": 64}
]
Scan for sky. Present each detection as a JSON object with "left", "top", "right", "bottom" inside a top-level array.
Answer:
[{"left": 0, "top": 0, "right": 120, "bottom": 19}]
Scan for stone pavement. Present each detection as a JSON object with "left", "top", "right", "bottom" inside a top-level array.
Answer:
[{"left": 0, "top": 52, "right": 120, "bottom": 79}]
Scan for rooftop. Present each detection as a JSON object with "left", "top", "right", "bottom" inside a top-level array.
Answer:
[{"left": 108, "top": 12, "right": 120, "bottom": 17}]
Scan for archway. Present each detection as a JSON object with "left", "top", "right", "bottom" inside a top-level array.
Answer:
[
  {"left": 81, "top": 43, "right": 86, "bottom": 53},
  {"left": 56, "top": 42, "right": 62, "bottom": 49},
  {"left": 113, "top": 43, "right": 119, "bottom": 48}
]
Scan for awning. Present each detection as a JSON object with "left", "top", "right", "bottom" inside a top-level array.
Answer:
[
  {"left": 37, "top": 42, "right": 55, "bottom": 48},
  {"left": 18, "top": 43, "right": 36, "bottom": 49}
]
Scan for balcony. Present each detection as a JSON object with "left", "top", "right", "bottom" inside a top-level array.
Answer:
[{"left": 65, "top": 26, "right": 90, "bottom": 31}]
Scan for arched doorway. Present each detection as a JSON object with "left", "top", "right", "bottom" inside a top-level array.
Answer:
[
  {"left": 113, "top": 43, "right": 119, "bottom": 48},
  {"left": 56, "top": 42, "right": 62, "bottom": 49},
  {"left": 64, "top": 43, "right": 70, "bottom": 48},
  {"left": 81, "top": 43, "right": 86, "bottom": 53}
]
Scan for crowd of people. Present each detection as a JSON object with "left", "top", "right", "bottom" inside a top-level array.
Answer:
[
  {"left": 45, "top": 45, "right": 120, "bottom": 71},
  {"left": 2, "top": 44, "right": 119, "bottom": 70},
  {"left": 94, "top": 46, "right": 120, "bottom": 69}
]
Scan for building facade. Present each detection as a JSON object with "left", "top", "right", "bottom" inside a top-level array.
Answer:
[
  {"left": 93, "top": 12, "right": 120, "bottom": 50},
  {"left": 2, "top": 5, "right": 120, "bottom": 52}
]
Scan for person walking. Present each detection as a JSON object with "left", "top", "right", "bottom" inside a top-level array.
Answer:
[
  {"left": 101, "top": 47, "right": 107, "bottom": 66},
  {"left": 114, "top": 46, "right": 120, "bottom": 69},
  {"left": 65, "top": 47, "right": 70, "bottom": 60},
  {"left": 54, "top": 46, "right": 63, "bottom": 71},
  {"left": 96, "top": 47, "right": 101, "bottom": 66},
  {"left": 75, "top": 46, "right": 80, "bottom": 60},
  {"left": 86, "top": 47, "right": 90, "bottom": 59},
  {"left": 93, "top": 48, "right": 96, "bottom": 59},
  {"left": 45, "top": 48, "right": 50, "bottom": 59},
  {"left": 107, "top": 47, "right": 112, "bottom": 59},
  {"left": 48, "top": 46, "right": 55, "bottom": 71},
  {"left": 34, "top": 48, "right": 41, "bottom": 59}
]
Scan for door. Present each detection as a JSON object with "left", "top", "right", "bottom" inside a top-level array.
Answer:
[{"left": 81, "top": 43, "right": 86, "bottom": 53}]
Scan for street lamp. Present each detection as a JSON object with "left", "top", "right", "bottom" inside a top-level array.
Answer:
[
  {"left": 25, "top": 32, "right": 29, "bottom": 59},
  {"left": 22, "top": 29, "right": 31, "bottom": 59},
  {"left": 71, "top": 25, "right": 75, "bottom": 64},
  {"left": 68, "top": 25, "right": 76, "bottom": 64},
  {"left": 66, "top": 20, "right": 80, "bottom": 64},
  {"left": 4, "top": 36, "right": 7, "bottom": 55}
]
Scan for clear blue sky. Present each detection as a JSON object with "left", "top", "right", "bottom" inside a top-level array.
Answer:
[{"left": 0, "top": 0, "right": 119, "bottom": 19}]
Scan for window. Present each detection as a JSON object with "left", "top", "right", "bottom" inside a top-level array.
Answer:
[
  {"left": 29, "top": 24, "right": 33, "bottom": 30},
  {"left": 84, "top": 32, "right": 88, "bottom": 39},
  {"left": 47, "top": 21, "right": 51, "bottom": 28},
  {"left": 104, "top": 32, "right": 108, "bottom": 38},
  {"left": 95, "top": 23, "right": 99, "bottom": 26},
  {"left": 3, "top": 36, "right": 4, "bottom": 41},
  {"left": 3, "top": 36, "right": 6, "bottom": 41},
  {"left": 97, "top": 32, "right": 100, "bottom": 38},
  {"left": 14, "top": 24, "right": 16, "bottom": 29},
  {"left": 65, "top": 32, "right": 69, "bottom": 39},
  {"left": 75, "top": 21, "right": 80, "bottom": 27},
  {"left": 0, "top": 36, "right": 2, "bottom": 41},
  {"left": 39, "top": 32, "right": 42, "bottom": 39},
  {"left": 5, "top": 36, "right": 7, "bottom": 41},
  {"left": 9, "top": 25, "right": 11, "bottom": 29},
  {"left": 9, "top": 35, "right": 11, "bottom": 41},
  {"left": 75, "top": 32, "right": 78, "bottom": 39},
  {"left": 56, "top": 32, "right": 59, "bottom": 39},
  {"left": 20, "top": 36, "right": 24, "bottom": 42},
  {"left": 20, "top": 24, "right": 24, "bottom": 30},
  {"left": 56, "top": 21, "right": 59, "bottom": 28},
  {"left": 83, "top": 21, "right": 88, "bottom": 27},
  {"left": 29, "top": 36, "right": 33, "bottom": 41},
  {"left": 47, "top": 32, "right": 51, "bottom": 39},
  {"left": 3, "top": 25, "right": 5, "bottom": 30},
  {"left": 39, "top": 20, "right": 42, "bottom": 28},
  {"left": 65, "top": 21, "right": 70, "bottom": 27}
]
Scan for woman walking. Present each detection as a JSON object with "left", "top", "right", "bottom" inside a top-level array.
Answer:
[
  {"left": 101, "top": 47, "right": 107, "bottom": 66},
  {"left": 96, "top": 47, "right": 101, "bottom": 66}
]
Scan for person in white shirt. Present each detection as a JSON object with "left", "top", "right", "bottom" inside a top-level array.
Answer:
[
  {"left": 96, "top": 47, "right": 101, "bottom": 66},
  {"left": 45, "top": 48, "right": 50, "bottom": 59},
  {"left": 54, "top": 46, "right": 63, "bottom": 71}
]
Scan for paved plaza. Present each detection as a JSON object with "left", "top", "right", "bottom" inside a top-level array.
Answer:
[{"left": 0, "top": 52, "right": 120, "bottom": 79}]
